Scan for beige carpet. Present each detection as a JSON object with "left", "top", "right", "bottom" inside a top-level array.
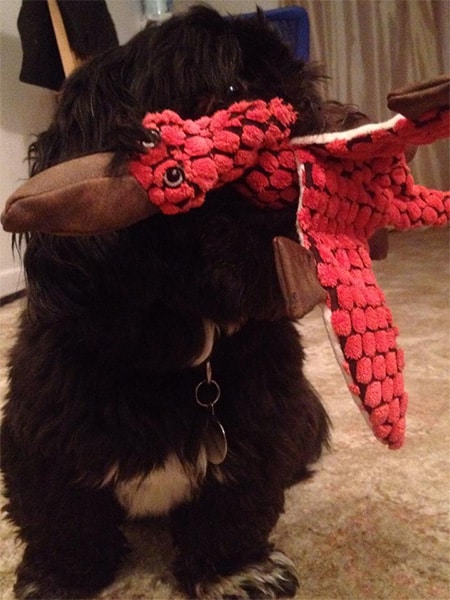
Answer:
[{"left": 0, "top": 228, "right": 449, "bottom": 600}]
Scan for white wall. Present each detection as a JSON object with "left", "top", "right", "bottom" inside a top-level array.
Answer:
[{"left": 107, "top": 0, "right": 142, "bottom": 43}]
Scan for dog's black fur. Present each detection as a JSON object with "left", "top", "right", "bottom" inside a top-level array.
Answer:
[{"left": 1, "top": 6, "right": 341, "bottom": 599}]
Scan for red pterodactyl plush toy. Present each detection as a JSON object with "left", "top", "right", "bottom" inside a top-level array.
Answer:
[{"left": 2, "top": 79, "right": 449, "bottom": 449}]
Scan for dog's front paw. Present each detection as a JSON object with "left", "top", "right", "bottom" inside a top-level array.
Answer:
[
  {"left": 14, "top": 550, "right": 120, "bottom": 600},
  {"left": 195, "top": 551, "right": 299, "bottom": 599}
]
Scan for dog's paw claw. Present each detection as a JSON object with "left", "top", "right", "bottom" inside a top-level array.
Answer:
[{"left": 195, "top": 551, "right": 299, "bottom": 599}]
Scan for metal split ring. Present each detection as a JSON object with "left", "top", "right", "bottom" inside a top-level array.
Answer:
[
  {"left": 195, "top": 360, "right": 221, "bottom": 409},
  {"left": 195, "top": 379, "right": 221, "bottom": 409}
]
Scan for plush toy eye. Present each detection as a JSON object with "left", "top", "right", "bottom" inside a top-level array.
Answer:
[
  {"left": 142, "top": 129, "right": 161, "bottom": 149},
  {"left": 163, "top": 166, "right": 185, "bottom": 188}
]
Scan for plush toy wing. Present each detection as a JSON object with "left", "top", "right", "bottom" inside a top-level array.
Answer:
[
  {"left": 291, "top": 107, "right": 449, "bottom": 449},
  {"left": 236, "top": 77, "right": 450, "bottom": 449}
]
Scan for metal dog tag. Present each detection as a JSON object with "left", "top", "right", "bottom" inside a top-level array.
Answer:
[{"left": 204, "top": 416, "right": 228, "bottom": 465}]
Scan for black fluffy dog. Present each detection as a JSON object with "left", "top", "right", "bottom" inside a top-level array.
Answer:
[{"left": 1, "top": 6, "right": 342, "bottom": 599}]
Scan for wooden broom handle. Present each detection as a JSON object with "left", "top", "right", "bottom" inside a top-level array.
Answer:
[{"left": 47, "top": 0, "right": 81, "bottom": 77}]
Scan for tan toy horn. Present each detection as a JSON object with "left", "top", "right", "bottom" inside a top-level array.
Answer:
[{"left": 1, "top": 153, "right": 158, "bottom": 235}]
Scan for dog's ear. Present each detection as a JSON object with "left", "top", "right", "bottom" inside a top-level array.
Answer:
[
  {"left": 1, "top": 153, "right": 158, "bottom": 235},
  {"left": 387, "top": 75, "right": 450, "bottom": 120}
]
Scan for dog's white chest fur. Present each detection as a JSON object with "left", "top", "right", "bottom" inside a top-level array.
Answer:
[
  {"left": 113, "top": 451, "right": 207, "bottom": 518},
  {"left": 105, "top": 319, "right": 226, "bottom": 519}
]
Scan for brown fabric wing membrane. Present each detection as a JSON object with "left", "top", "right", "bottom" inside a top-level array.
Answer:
[
  {"left": 387, "top": 75, "right": 450, "bottom": 120},
  {"left": 273, "top": 236, "right": 326, "bottom": 319},
  {"left": 1, "top": 153, "right": 157, "bottom": 235}
]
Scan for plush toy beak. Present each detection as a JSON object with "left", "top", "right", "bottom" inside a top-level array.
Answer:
[{"left": 1, "top": 153, "right": 159, "bottom": 235}]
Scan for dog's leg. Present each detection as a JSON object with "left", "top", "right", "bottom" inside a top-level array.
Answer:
[
  {"left": 11, "top": 488, "right": 127, "bottom": 600},
  {"left": 170, "top": 480, "right": 299, "bottom": 599},
  {"left": 1, "top": 424, "right": 127, "bottom": 600},
  {"left": 12, "top": 490, "right": 127, "bottom": 600},
  {"left": 14, "top": 529, "right": 127, "bottom": 600}
]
